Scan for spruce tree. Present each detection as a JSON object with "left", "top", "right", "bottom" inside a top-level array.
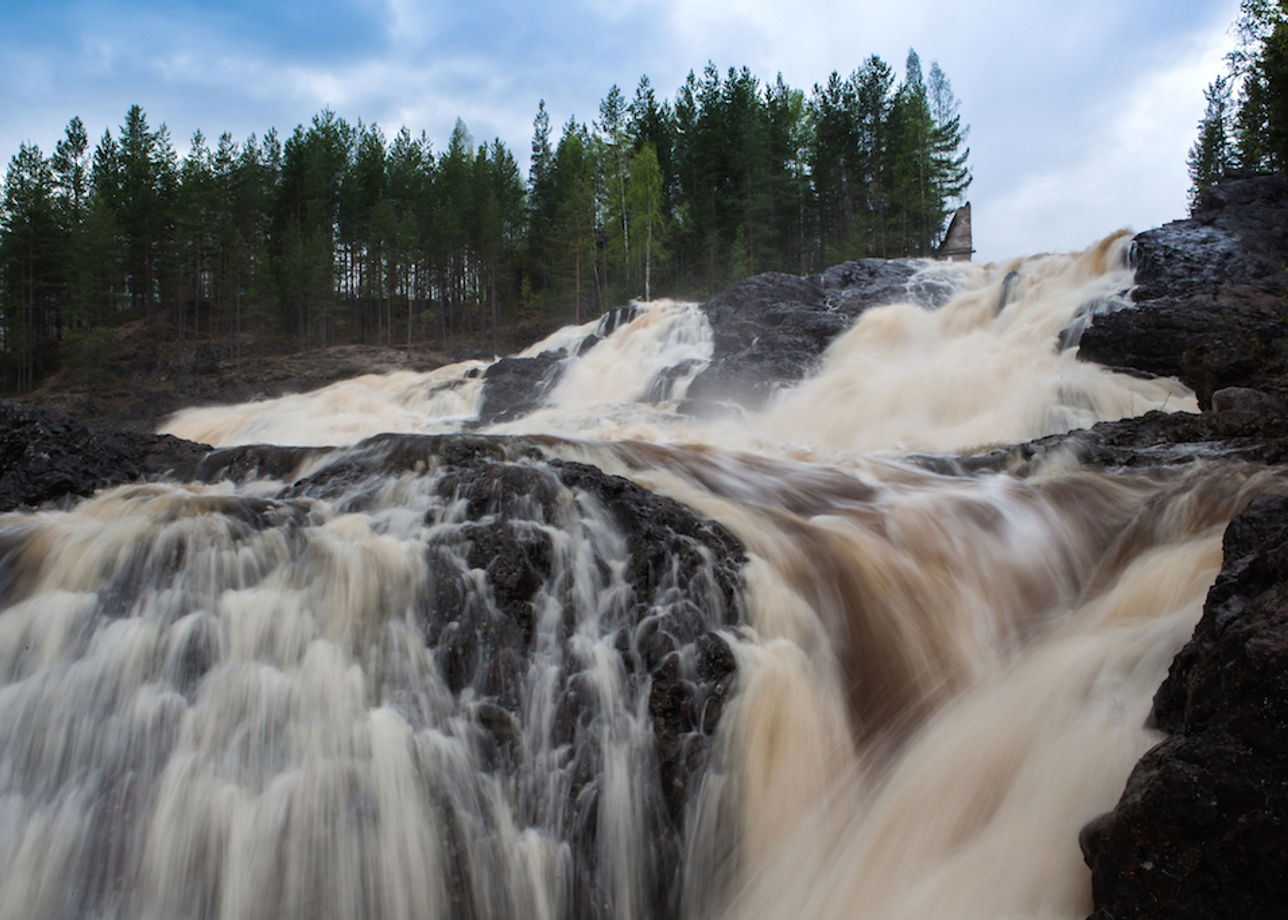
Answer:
[{"left": 1187, "top": 76, "right": 1233, "bottom": 212}]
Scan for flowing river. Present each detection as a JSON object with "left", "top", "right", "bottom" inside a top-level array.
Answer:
[{"left": 0, "top": 235, "right": 1277, "bottom": 919}]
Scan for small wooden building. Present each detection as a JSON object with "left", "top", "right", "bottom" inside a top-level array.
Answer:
[{"left": 937, "top": 203, "right": 974, "bottom": 261}]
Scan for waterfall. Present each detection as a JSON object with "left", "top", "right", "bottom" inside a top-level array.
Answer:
[{"left": 1, "top": 239, "right": 1275, "bottom": 919}]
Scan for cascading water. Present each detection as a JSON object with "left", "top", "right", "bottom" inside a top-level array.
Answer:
[{"left": 1, "top": 238, "right": 1279, "bottom": 919}]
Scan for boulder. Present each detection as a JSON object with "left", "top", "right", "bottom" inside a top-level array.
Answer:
[{"left": 1211, "top": 386, "right": 1286, "bottom": 413}]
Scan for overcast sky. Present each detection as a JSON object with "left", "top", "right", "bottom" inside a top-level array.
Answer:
[{"left": 2, "top": 0, "right": 1240, "bottom": 262}]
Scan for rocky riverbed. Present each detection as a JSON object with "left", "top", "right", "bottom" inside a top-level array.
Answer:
[{"left": 3, "top": 173, "right": 1288, "bottom": 919}]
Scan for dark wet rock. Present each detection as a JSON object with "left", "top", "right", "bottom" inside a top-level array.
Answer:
[
  {"left": 406, "top": 441, "right": 745, "bottom": 919},
  {"left": 33, "top": 422, "right": 748, "bottom": 919},
  {"left": 646, "top": 359, "right": 703, "bottom": 402},
  {"left": 1079, "top": 173, "right": 1288, "bottom": 409},
  {"left": 956, "top": 407, "right": 1288, "bottom": 476},
  {"left": 1080, "top": 493, "right": 1288, "bottom": 920},
  {"left": 593, "top": 303, "right": 643, "bottom": 338},
  {"left": 1211, "top": 386, "right": 1286, "bottom": 414},
  {"left": 0, "top": 399, "right": 209, "bottom": 512},
  {"left": 255, "top": 433, "right": 543, "bottom": 508},
  {"left": 649, "top": 631, "right": 736, "bottom": 824},
  {"left": 220, "top": 432, "right": 749, "bottom": 918},
  {"left": 475, "top": 304, "right": 645, "bottom": 423},
  {"left": 685, "top": 261, "right": 926, "bottom": 409},
  {"left": 197, "top": 443, "right": 324, "bottom": 483},
  {"left": 477, "top": 351, "right": 567, "bottom": 424},
  {"left": 998, "top": 270, "right": 1021, "bottom": 314},
  {"left": 815, "top": 258, "right": 937, "bottom": 311},
  {"left": 551, "top": 458, "right": 744, "bottom": 617},
  {"left": 1057, "top": 295, "right": 1130, "bottom": 352}
]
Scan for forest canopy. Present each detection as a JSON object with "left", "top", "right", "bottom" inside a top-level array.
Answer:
[
  {"left": 1187, "top": 0, "right": 1288, "bottom": 208},
  {"left": 0, "top": 53, "right": 970, "bottom": 392}
]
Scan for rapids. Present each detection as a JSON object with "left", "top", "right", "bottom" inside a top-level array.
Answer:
[{"left": 1, "top": 236, "right": 1278, "bottom": 919}]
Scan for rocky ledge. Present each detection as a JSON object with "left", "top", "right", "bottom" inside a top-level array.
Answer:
[
  {"left": 472, "top": 259, "right": 952, "bottom": 423},
  {"left": 1060, "top": 173, "right": 1288, "bottom": 920},
  {"left": 1078, "top": 172, "right": 1288, "bottom": 410},
  {"left": 0, "top": 399, "right": 210, "bottom": 512},
  {"left": 1079, "top": 494, "right": 1288, "bottom": 920},
  {"left": 0, "top": 421, "right": 746, "bottom": 919},
  {"left": 682, "top": 258, "right": 949, "bottom": 410}
]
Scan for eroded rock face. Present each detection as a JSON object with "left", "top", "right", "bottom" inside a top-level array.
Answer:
[
  {"left": 0, "top": 417, "right": 748, "bottom": 920},
  {"left": 1080, "top": 493, "right": 1288, "bottom": 920},
  {"left": 476, "top": 352, "right": 567, "bottom": 424},
  {"left": 475, "top": 305, "right": 644, "bottom": 425},
  {"left": 1078, "top": 174, "right": 1288, "bottom": 409},
  {"left": 0, "top": 399, "right": 209, "bottom": 512},
  {"left": 948, "top": 406, "right": 1288, "bottom": 476},
  {"left": 684, "top": 260, "right": 926, "bottom": 409},
  {"left": 205, "top": 432, "right": 747, "bottom": 919}
]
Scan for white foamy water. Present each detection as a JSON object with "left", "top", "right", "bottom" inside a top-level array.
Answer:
[
  {"left": 1, "top": 239, "right": 1270, "bottom": 920},
  {"left": 163, "top": 234, "right": 1193, "bottom": 455}
]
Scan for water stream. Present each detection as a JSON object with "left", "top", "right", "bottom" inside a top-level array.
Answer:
[{"left": 1, "top": 237, "right": 1276, "bottom": 918}]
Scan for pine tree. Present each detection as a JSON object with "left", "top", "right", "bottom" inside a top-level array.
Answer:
[
  {"left": 852, "top": 56, "right": 897, "bottom": 256},
  {"left": 765, "top": 75, "right": 813, "bottom": 271},
  {"left": 926, "top": 61, "right": 972, "bottom": 238},
  {"left": 1228, "top": 0, "right": 1288, "bottom": 168},
  {"left": 50, "top": 117, "right": 90, "bottom": 220},
  {"left": 810, "top": 70, "right": 859, "bottom": 258},
  {"left": 0, "top": 144, "right": 60, "bottom": 389},
  {"left": 550, "top": 120, "right": 597, "bottom": 323},
  {"left": 50, "top": 117, "right": 94, "bottom": 361},
  {"left": 526, "top": 100, "right": 556, "bottom": 305},
  {"left": 596, "top": 85, "right": 631, "bottom": 299},
  {"left": 385, "top": 127, "right": 429, "bottom": 352},
  {"left": 1187, "top": 76, "right": 1233, "bottom": 211}
]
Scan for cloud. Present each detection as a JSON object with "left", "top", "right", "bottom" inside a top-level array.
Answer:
[
  {"left": 975, "top": 6, "right": 1237, "bottom": 260},
  {"left": 0, "top": 0, "right": 1246, "bottom": 268}
]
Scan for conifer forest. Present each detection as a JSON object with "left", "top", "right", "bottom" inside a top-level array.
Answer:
[{"left": 0, "top": 53, "right": 970, "bottom": 392}]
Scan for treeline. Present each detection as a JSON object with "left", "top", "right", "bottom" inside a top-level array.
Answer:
[
  {"left": 0, "top": 51, "right": 969, "bottom": 392},
  {"left": 1188, "top": 0, "right": 1288, "bottom": 208}
]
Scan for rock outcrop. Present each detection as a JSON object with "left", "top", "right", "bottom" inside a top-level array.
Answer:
[
  {"left": 1064, "top": 174, "right": 1288, "bottom": 920},
  {"left": 475, "top": 351, "right": 567, "bottom": 424},
  {"left": 475, "top": 259, "right": 947, "bottom": 424},
  {"left": 1079, "top": 493, "right": 1288, "bottom": 920},
  {"left": 0, "top": 415, "right": 747, "bottom": 919},
  {"left": 945, "top": 406, "right": 1288, "bottom": 476},
  {"left": 1078, "top": 173, "right": 1288, "bottom": 409},
  {"left": 683, "top": 259, "right": 943, "bottom": 410},
  {"left": 0, "top": 399, "right": 209, "bottom": 512},
  {"left": 228, "top": 432, "right": 746, "bottom": 919}
]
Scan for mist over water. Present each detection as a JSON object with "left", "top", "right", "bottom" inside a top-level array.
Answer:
[{"left": 2, "top": 239, "right": 1271, "bottom": 919}]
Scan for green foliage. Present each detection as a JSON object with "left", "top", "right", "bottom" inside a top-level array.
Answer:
[
  {"left": 0, "top": 57, "right": 974, "bottom": 389},
  {"left": 1192, "top": 1, "right": 1288, "bottom": 199},
  {"left": 627, "top": 142, "right": 667, "bottom": 300},
  {"left": 1188, "top": 76, "right": 1233, "bottom": 211},
  {"left": 0, "top": 143, "right": 60, "bottom": 389}
]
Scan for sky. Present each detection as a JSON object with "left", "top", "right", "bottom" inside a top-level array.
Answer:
[{"left": 1, "top": 0, "right": 1242, "bottom": 263}]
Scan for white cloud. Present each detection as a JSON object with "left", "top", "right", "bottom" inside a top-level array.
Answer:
[
  {"left": 975, "top": 10, "right": 1236, "bottom": 261},
  {"left": 0, "top": 0, "right": 1247, "bottom": 272}
]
